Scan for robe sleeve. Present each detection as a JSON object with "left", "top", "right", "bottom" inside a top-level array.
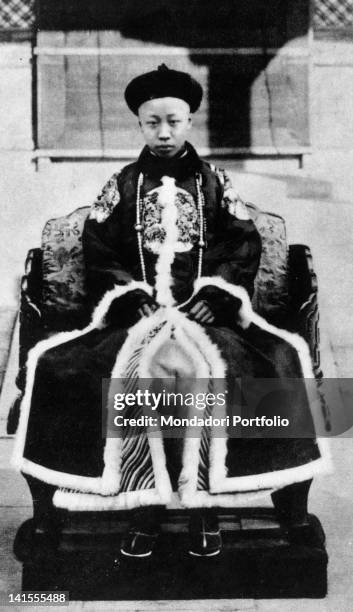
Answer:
[
  {"left": 82, "top": 173, "right": 155, "bottom": 319},
  {"left": 193, "top": 168, "right": 262, "bottom": 322}
]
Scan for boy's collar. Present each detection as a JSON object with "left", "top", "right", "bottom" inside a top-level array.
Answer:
[{"left": 136, "top": 141, "right": 203, "bottom": 180}]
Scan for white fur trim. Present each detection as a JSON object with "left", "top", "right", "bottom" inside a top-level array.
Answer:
[
  {"left": 92, "top": 281, "right": 153, "bottom": 329},
  {"left": 13, "top": 270, "right": 332, "bottom": 506},
  {"left": 100, "top": 436, "right": 123, "bottom": 495},
  {"left": 18, "top": 458, "right": 105, "bottom": 493},
  {"left": 12, "top": 281, "right": 152, "bottom": 484},
  {"left": 210, "top": 449, "right": 331, "bottom": 493},
  {"left": 137, "top": 311, "right": 210, "bottom": 502},
  {"left": 153, "top": 177, "right": 179, "bottom": 307},
  {"left": 191, "top": 276, "right": 332, "bottom": 493},
  {"left": 176, "top": 317, "right": 229, "bottom": 498},
  {"left": 53, "top": 487, "right": 165, "bottom": 511},
  {"left": 193, "top": 276, "right": 317, "bottom": 374},
  {"left": 147, "top": 435, "right": 173, "bottom": 504},
  {"left": 180, "top": 489, "right": 273, "bottom": 508},
  {"left": 172, "top": 322, "right": 212, "bottom": 501},
  {"left": 133, "top": 310, "right": 229, "bottom": 504},
  {"left": 102, "top": 310, "right": 174, "bottom": 504},
  {"left": 53, "top": 485, "right": 274, "bottom": 511},
  {"left": 170, "top": 317, "right": 228, "bottom": 504},
  {"left": 99, "top": 312, "right": 162, "bottom": 494}
]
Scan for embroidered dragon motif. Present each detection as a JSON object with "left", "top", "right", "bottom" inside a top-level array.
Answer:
[
  {"left": 89, "top": 172, "right": 121, "bottom": 223},
  {"left": 141, "top": 186, "right": 200, "bottom": 254},
  {"left": 213, "top": 166, "right": 250, "bottom": 221}
]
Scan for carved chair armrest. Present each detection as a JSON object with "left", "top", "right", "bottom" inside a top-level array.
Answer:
[
  {"left": 18, "top": 249, "right": 43, "bottom": 375},
  {"left": 7, "top": 249, "right": 44, "bottom": 434},
  {"left": 288, "top": 244, "right": 331, "bottom": 432},
  {"left": 287, "top": 244, "right": 321, "bottom": 375}
]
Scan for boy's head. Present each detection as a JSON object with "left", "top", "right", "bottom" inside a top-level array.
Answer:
[
  {"left": 138, "top": 96, "right": 191, "bottom": 159},
  {"left": 125, "top": 64, "right": 203, "bottom": 159}
]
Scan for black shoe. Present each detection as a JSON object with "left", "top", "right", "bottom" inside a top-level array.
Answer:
[
  {"left": 120, "top": 506, "right": 163, "bottom": 558},
  {"left": 120, "top": 529, "right": 159, "bottom": 558},
  {"left": 188, "top": 513, "right": 222, "bottom": 557}
]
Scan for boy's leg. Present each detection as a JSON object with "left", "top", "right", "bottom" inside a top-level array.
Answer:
[
  {"left": 120, "top": 505, "right": 165, "bottom": 558},
  {"left": 271, "top": 479, "right": 312, "bottom": 525},
  {"left": 163, "top": 439, "right": 222, "bottom": 557}
]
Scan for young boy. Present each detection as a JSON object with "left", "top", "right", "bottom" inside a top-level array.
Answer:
[
  {"left": 82, "top": 65, "right": 323, "bottom": 557},
  {"left": 83, "top": 64, "right": 262, "bottom": 557},
  {"left": 14, "top": 65, "right": 327, "bottom": 559}
]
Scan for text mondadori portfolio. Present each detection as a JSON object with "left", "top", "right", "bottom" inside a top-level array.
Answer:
[{"left": 113, "top": 415, "right": 290, "bottom": 428}]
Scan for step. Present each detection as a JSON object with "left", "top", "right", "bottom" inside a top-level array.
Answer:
[{"left": 17, "top": 514, "right": 327, "bottom": 600}]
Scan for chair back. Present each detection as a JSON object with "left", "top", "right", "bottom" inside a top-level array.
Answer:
[{"left": 41, "top": 204, "right": 288, "bottom": 328}]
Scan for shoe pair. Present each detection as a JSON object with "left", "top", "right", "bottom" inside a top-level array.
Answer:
[{"left": 120, "top": 513, "right": 222, "bottom": 558}]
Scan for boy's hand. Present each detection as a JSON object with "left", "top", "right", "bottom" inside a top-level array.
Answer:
[
  {"left": 187, "top": 300, "right": 215, "bottom": 324},
  {"left": 137, "top": 302, "right": 158, "bottom": 319}
]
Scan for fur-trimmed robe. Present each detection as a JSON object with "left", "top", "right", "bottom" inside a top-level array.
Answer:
[{"left": 12, "top": 144, "right": 330, "bottom": 511}]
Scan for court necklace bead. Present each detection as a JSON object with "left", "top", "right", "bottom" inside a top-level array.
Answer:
[{"left": 135, "top": 172, "right": 147, "bottom": 283}]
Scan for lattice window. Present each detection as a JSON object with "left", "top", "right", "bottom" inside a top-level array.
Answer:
[
  {"left": 1, "top": 1, "right": 352, "bottom": 33},
  {"left": 0, "top": 0, "right": 35, "bottom": 30},
  {"left": 314, "top": 0, "right": 353, "bottom": 29}
]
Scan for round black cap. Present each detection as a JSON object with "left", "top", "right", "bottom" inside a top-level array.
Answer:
[{"left": 124, "top": 64, "right": 203, "bottom": 115}]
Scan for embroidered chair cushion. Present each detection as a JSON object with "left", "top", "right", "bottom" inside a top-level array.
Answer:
[
  {"left": 246, "top": 204, "right": 288, "bottom": 320},
  {"left": 41, "top": 207, "right": 89, "bottom": 328},
  {"left": 40, "top": 205, "right": 288, "bottom": 327}
]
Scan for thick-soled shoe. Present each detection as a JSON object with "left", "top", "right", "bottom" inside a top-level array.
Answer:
[
  {"left": 188, "top": 514, "right": 222, "bottom": 557},
  {"left": 120, "top": 530, "right": 159, "bottom": 558}
]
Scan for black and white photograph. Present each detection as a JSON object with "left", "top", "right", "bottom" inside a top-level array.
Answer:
[{"left": 0, "top": 1, "right": 352, "bottom": 610}]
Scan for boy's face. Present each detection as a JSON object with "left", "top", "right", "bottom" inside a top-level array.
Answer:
[{"left": 138, "top": 97, "right": 192, "bottom": 158}]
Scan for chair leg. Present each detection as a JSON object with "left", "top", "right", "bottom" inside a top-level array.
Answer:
[
  {"left": 271, "top": 479, "right": 312, "bottom": 525},
  {"left": 14, "top": 475, "right": 60, "bottom": 561},
  {"left": 23, "top": 474, "right": 58, "bottom": 528}
]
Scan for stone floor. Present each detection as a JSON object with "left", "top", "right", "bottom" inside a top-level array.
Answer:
[{"left": 0, "top": 158, "right": 353, "bottom": 611}]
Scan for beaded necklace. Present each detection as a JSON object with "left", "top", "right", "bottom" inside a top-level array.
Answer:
[{"left": 134, "top": 172, "right": 206, "bottom": 284}]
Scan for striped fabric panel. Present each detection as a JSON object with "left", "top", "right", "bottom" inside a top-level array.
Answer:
[
  {"left": 56, "top": 320, "right": 222, "bottom": 498},
  {"left": 118, "top": 322, "right": 167, "bottom": 493},
  {"left": 120, "top": 341, "right": 155, "bottom": 493},
  {"left": 197, "top": 382, "right": 214, "bottom": 491}
]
